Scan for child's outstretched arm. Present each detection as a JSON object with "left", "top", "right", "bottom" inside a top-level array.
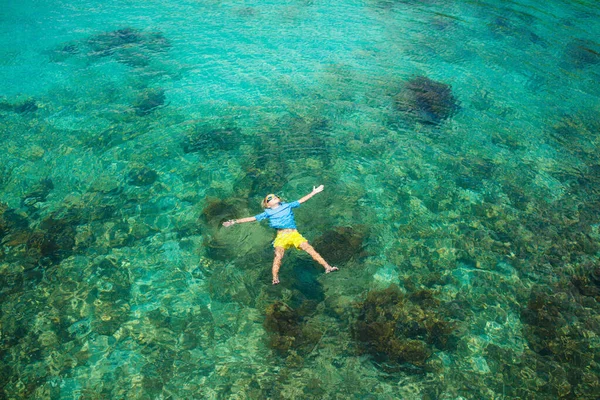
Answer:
[
  {"left": 223, "top": 216, "right": 256, "bottom": 227},
  {"left": 298, "top": 185, "right": 324, "bottom": 204}
]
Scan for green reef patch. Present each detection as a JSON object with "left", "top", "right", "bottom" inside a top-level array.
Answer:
[{"left": 353, "top": 285, "right": 458, "bottom": 370}]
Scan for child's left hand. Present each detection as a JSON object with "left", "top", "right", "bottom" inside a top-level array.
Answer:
[{"left": 312, "top": 185, "right": 324, "bottom": 194}]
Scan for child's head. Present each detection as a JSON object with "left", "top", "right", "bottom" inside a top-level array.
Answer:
[{"left": 262, "top": 193, "right": 281, "bottom": 208}]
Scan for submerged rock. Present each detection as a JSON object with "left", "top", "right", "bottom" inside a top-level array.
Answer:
[
  {"left": 313, "top": 226, "right": 368, "bottom": 265},
  {"left": 21, "top": 178, "right": 54, "bottom": 208},
  {"left": 203, "top": 234, "right": 233, "bottom": 261},
  {"left": 550, "top": 112, "right": 600, "bottom": 162},
  {"left": 264, "top": 302, "right": 301, "bottom": 355},
  {"left": 0, "top": 204, "right": 28, "bottom": 240},
  {"left": 264, "top": 301, "right": 321, "bottom": 356},
  {"left": 565, "top": 39, "right": 600, "bottom": 68},
  {"left": 34, "top": 214, "right": 79, "bottom": 264},
  {"left": 394, "top": 76, "right": 458, "bottom": 124},
  {"left": 201, "top": 197, "right": 250, "bottom": 260},
  {"left": 572, "top": 266, "right": 600, "bottom": 301},
  {"left": 519, "top": 283, "right": 600, "bottom": 398},
  {"left": 128, "top": 167, "right": 158, "bottom": 186},
  {"left": 0, "top": 98, "right": 38, "bottom": 114},
  {"left": 133, "top": 88, "right": 166, "bottom": 116},
  {"left": 182, "top": 125, "right": 242, "bottom": 153},
  {"left": 201, "top": 198, "right": 247, "bottom": 228},
  {"left": 1, "top": 206, "right": 81, "bottom": 266},
  {"left": 353, "top": 285, "right": 456, "bottom": 369},
  {"left": 241, "top": 161, "right": 289, "bottom": 199},
  {"left": 48, "top": 42, "right": 82, "bottom": 63},
  {"left": 78, "top": 27, "right": 170, "bottom": 70},
  {"left": 87, "top": 27, "right": 143, "bottom": 57}
]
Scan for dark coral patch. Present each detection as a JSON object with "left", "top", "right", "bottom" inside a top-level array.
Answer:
[
  {"left": 250, "top": 115, "right": 331, "bottom": 166},
  {"left": 128, "top": 167, "right": 158, "bottom": 186},
  {"left": 21, "top": 178, "right": 54, "bottom": 209},
  {"left": 571, "top": 266, "right": 600, "bottom": 301},
  {"left": 87, "top": 27, "right": 143, "bottom": 57},
  {"left": 565, "top": 39, "right": 600, "bottom": 68},
  {"left": 1, "top": 206, "right": 80, "bottom": 266},
  {"left": 182, "top": 125, "right": 242, "bottom": 154},
  {"left": 264, "top": 301, "right": 321, "bottom": 356},
  {"left": 521, "top": 287, "right": 574, "bottom": 359},
  {"left": 240, "top": 160, "right": 290, "bottom": 199},
  {"left": 34, "top": 214, "right": 79, "bottom": 264},
  {"left": 394, "top": 76, "right": 458, "bottom": 124},
  {"left": 0, "top": 205, "right": 29, "bottom": 240},
  {"left": 0, "top": 98, "right": 38, "bottom": 114},
  {"left": 133, "top": 88, "right": 166, "bottom": 116},
  {"left": 353, "top": 285, "right": 456, "bottom": 369},
  {"left": 201, "top": 198, "right": 247, "bottom": 228},
  {"left": 313, "top": 226, "right": 368, "bottom": 265},
  {"left": 85, "top": 27, "right": 170, "bottom": 68},
  {"left": 519, "top": 283, "right": 600, "bottom": 399},
  {"left": 201, "top": 197, "right": 248, "bottom": 260}
]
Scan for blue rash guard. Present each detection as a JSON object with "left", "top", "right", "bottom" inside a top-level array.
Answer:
[{"left": 254, "top": 201, "right": 300, "bottom": 229}]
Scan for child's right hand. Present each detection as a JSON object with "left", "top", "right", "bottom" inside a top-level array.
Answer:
[
  {"left": 312, "top": 185, "right": 324, "bottom": 194},
  {"left": 223, "top": 220, "right": 235, "bottom": 227}
]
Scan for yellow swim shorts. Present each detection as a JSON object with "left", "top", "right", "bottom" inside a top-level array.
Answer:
[{"left": 273, "top": 231, "right": 307, "bottom": 250}]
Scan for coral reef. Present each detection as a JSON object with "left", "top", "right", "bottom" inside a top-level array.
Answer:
[
  {"left": 87, "top": 27, "right": 170, "bottom": 59},
  {"left": 394, "top": 76, "right": 458, "bottom": 124},
  {"left": 21, "top": 178, "right": 54, "bottom": 210},
  {"left": 0, "top": 98, "right": 38, "bottom": 114},
  {"left": 182, "top": 124, "right": 242, "bottom": 153},
  {"left": 128, "top": 166, "right": 158, "bottom": 186},
  {"left": 87, "top": 27, "right": 143, "bottom": 56},
  {"left": 514, "top": 281, "right": 600, "bottom": 399},
  {"left": 86, "top": 258, "right": 131, "bottom": 336},
  {"left": 549, "top": 111, "right": 600, "bottom": 162},
  {"left": 239, "top": 159, "right": 291, "bottom": 199},
  {"left": 133, "top": 88, "right": 166, "bottom": 116},
  {"left": 353, "top": 285, "right": 456, "bottom": 369},
  {"left": 50, "top": 27, "right": 171, "bottom": 73},
  {"left": 312, "top": 226, "right": 368, "bottom": 265},
  {"left": 200, "top": 197, "right": 254, "bottom": 261},
  {"left": 32, "top": 214, "right": 78, "bottom": 264},
  {"left": 237, "top": 113, "right": 332, "bottom": 197},
  {"left": 264, "top": 301, "right": 322, "bottom": 356},
  {"left": 571, "top": 265, "right": 600, "bottom": 301},
  {"left": 201, "top": 197, "right": 247, "bottom": 228},
  {"left": 1, "top": 206, "right": 79, "bottom": 267},
  {"left": 565, "top": 39, "right": 600, "bottom": 68}
]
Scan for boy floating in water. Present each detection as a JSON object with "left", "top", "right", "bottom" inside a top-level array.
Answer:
[{"left": 223, "top": 185, "right": 338, "bottom": 284}]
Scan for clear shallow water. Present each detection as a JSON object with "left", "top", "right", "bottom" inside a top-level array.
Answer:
[{"left": 1, "top": 0, "right": 600, "bottom": 398}]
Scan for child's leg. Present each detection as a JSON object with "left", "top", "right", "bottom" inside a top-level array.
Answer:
[
  {"left": 299, "top": 242, "right": 338, "bottom": 273},
  {"left": 272, "top": 246, "right": 285, "bottom": 284}
]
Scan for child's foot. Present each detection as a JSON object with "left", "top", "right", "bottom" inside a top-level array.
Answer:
[
  {"left": 272, "top": 277, "right": 280, "bottom": 285},
  {"left": 325, "top": 266, "right": 339, "bottom": 274}
]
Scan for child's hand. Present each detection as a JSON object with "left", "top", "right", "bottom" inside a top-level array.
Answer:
[
  {"left": 312, "top": 185, "right": 324, "bottom": 194},
  {"left": 223, "top": 220, "right": 236, "bottom": 227}
]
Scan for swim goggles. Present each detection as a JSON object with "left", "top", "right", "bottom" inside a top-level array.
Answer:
[{"left": 265, "top": 194, "right": 277, "bottom": 202}]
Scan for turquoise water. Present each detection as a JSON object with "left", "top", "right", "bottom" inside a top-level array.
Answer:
[{"left": 1, "top": 0, "right": 600, "bottom": 398}]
